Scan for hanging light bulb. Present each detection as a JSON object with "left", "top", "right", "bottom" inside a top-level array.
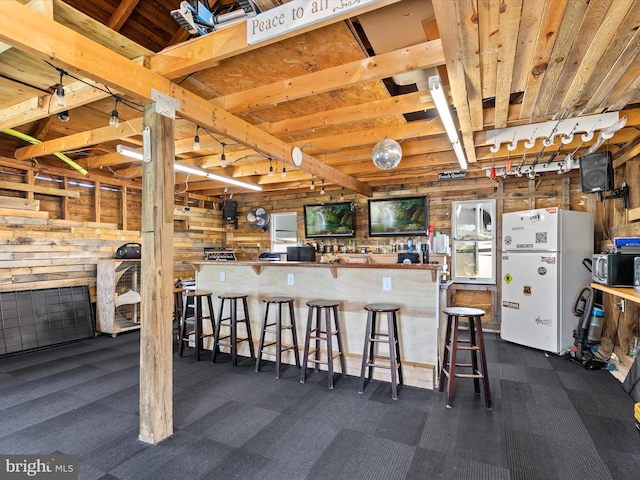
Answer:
[
  {"left": 268, "top": 158, "right": 274, "bottom": 177},
  {"left": 54, "top": 69, "right": 66, "bottom": 108},
  {"left": 220, "top": 143, "right": 227, "bottom": 168},
  {"left": 320, "top": 180, "right": 325, "bottom": 195},
  {"left": 310, "top": 179, "right": 315, "bottom": 190},
  {"left": 340, "top": 190, "right": 344, "bottom": 201},
  {"left": 109, "top": 97, "right": 119, "bottom": 128},
  {"left": 193, "top": 126, "right": 200, "bottom": 151},
  {"left": 281, "top": 164, "right": 287, "bottom": 178}
]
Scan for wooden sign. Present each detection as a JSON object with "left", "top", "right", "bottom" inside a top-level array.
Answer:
[{"left": 247, "top": 0, "right": 380, "bottom": 45}]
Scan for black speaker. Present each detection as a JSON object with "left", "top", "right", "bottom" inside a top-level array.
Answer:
[
  {"left": 579, "top": 151, "right": 613, "bottom": 193},
  {"left": 222, "top": 200, "right": 237, "bottom": 220}
]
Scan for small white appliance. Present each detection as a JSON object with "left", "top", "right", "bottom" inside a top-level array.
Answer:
[{"left": 501, "top": 207, "right": 594, "bottom": 354}]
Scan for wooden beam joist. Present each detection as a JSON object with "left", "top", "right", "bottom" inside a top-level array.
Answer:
[
  {"left": 15, "top": 118, "right": 143, "bottom": 160},
  {"left": 0, "top": 1, "right": 372, "bottom": 196}
]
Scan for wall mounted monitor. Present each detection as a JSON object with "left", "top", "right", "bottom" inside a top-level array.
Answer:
[
  {"left": 303, "top": 201, "right": 355, "bottom": 238},
  {"left": 368, "top": 196, "right": 428, "bottom": 237}
]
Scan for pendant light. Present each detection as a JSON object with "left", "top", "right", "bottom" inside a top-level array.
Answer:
[
  {"left": 54, "top": 69, "right": 66, "bottom": 108},
  {"left": 193, "top": 126, "right": 200, "bottom": 151},
  {"left": 109, "top": 97, "right": 120, "bottom": 128}
]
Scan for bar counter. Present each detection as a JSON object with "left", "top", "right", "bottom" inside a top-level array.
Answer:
[{"left": 190, "top": 259, "right": 444, "bottom": 389}]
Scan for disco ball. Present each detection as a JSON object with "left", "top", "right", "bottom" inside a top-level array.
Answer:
[{"left": 372, "top": 138, "right": 402, "bottom": 170}]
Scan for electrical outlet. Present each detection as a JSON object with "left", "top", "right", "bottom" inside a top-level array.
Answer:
[
  {"left": 220, "top": 271, "right": 225, "bottom": 282},
  {"left": 287, "top": 273, "right": 294, "bottom": 286},
  {"left": 383, "top": 277, "right": 391, "bottom": 291}
]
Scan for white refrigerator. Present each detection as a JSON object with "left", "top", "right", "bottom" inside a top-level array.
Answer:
[{"left": 501, "top": 207, "right": 594, "bottom": 354}]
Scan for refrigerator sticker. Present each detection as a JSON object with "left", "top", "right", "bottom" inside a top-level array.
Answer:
[
  {"left": 530, "top": 212, "right": 541, "bottom": 223},
  {"left": 504, "top": 273, "right": 513, "bottom": 284},
  {"left": 503, "top": 300, "right": 519, "bottom": 309},
  {"left": 523, "top": 285, "right": 532, "bottom": 295},
  {"left": 535, "top": 316, "right": 552, "bottom": 326},
  {"left": 535, "top": 232, "right": 548, "bottom": 243},
  {"left": 537, "top": 267, "right": 547, "bottom": 275},
  {"left": 540, "top": 256, "right": 556, "bottom": 264},
  {"left": 504, "top": 235, "right": 512, "bottom": 245},
  {"left": 516, "top": 244, "right": 533, "bottom": 248}
]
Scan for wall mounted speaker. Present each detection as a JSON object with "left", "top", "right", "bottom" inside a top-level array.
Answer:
[
  {"left": 579, "top": 151, "right": 613, "bottom": 193},
  {"left": 222, "top": 200, "right": 237, "bottom": 220}
]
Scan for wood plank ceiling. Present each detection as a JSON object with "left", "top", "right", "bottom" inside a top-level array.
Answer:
[{"left": 0, "top": 0, "right": 639, "bottom": 199}]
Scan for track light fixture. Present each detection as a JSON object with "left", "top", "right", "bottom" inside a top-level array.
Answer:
[
  {"left": 220, "top": 143, "right": 227, "bottom": 168},
  {"left": 109, "top": 97, "right": 120, "bottom": 128},
  {"left": 54, "top": 69, "right": 66, "bottom": 108},
  {"left": 56, "top": 110, "right": 70, "bottom": 122},
  {"left": 193, "top": 126, "right": 200, "bottom": 151},
  {"left": 268, "top": 158, "right": 273, "bottom": 177}
]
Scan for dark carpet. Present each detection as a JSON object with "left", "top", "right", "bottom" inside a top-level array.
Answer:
[{"left": 0, "top": 331, "right": 638, "bottom": 480}]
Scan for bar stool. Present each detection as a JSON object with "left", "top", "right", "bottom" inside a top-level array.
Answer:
[
  {"left": 358, "top": 303, "right": 403, "bottom": 400},
  {"left": 300, "top": 300, "right": 346, "bottom": 389},
  {"left": 178, "top": 290, "right": 215, "bottom": 361},
  {"left": 173, "top": 287, "right": 184, "bottom": 339},
  {"left": 439, "top": 307, "right": 492, "bottom": 409},
  {"left": 255, "top": 297, "right": 300, "bottom": 378},
  {"left": 212, "top": 294, "right": 255, "bottom": 366}
]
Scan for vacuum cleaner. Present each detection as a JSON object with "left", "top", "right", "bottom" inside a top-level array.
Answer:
[{"left": 564, "top": 284, "right": 609, "bottom": 370}]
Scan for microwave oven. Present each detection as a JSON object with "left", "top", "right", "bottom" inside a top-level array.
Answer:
[{"left": 591, "top": 254, "right": 636, "bottom": 287}]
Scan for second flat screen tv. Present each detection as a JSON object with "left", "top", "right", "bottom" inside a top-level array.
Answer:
[
  {"left": 304, "top": 202, "right": 355, "bottom": 238},
  {"left": 368, "top": 196, "right": 428, "bottom": 236}
]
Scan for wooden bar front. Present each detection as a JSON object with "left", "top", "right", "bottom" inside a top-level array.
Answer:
[{"left": 192, "top": 261, "right": 442, "bottom": 390}]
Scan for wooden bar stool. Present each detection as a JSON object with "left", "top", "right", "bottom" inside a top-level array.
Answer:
[
  {"left": 439, "top": 307, "right": 492, "bottom": 409},
  {"left": 212, "top": 294, "right": 255, "bottom": 366},
  {"left": 173, "top": 287, "right": 184, "bottom": 340},
  {"left": 300, "top": 300, "right": 346, "bottom": 389},
  {"left": 358, "top": 303, "right": 403, "bottom": 400},
  {"left": 255, "top": 297, "right": 300, "bottom": 378},
  {"left": 178, "top": 290, "right": 215, "bottom": 361}
]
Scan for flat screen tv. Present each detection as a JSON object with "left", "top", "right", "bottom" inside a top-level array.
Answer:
[
  {"left": 303, "top": 201, "right": 355, "bottom": 238},
  {"left": 368, "top": 196, "right": 428, "bottom": 237}
]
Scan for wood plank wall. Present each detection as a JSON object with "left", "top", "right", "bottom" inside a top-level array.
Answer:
[{"left": 0, "top": 157, "right": 222, "bottom": 301}]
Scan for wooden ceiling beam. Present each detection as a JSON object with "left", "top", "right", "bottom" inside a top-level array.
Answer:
[
  {"left": 555, "top": 0, "right": 634, "bottom": 115},
  {"left": 520, "top": 0, "right": 568, "bottom": 119},
  {"left": 149, "top": 0, "right": 403, "bottom": 79},
  {"left": 14, "top": 118, "right": 144, "bottom": 160},
  {"left": 580, "top": 0, "right": 640, "bottom": 114},
  {"left": 214, "top": 40, "right": 445, "bottom": 114},
  {"left": 0, "top": 2, "right": 372, "bottom": 196},
  {"left": 531, "top": 0, "right": 589, "bottom": 122},
  {"left": 107, "top": 0, "right": 139, "bottom": 31},
  {"left": 493, "top": 0, "right": 523, "bottom": 129},
  {"left": 453, "top": 0, "right": 482, "bottom": 131},
  {"left": 431, "top": 0, "right": 476, "bottom": 163},
  {"left": 0, "top": 0, "right": 52, "bottom": 54}
]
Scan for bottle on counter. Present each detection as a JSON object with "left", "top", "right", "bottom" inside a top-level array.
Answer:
[
  {"left": 319, "top": 241, "right": 325, "bottom": 254},
  {"left": 407, "top": 237, "right": 414, "bottom": 252}
]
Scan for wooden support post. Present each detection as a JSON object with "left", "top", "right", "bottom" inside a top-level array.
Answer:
[{"left": 139, "top": 104, "right": 174, "bottom": 444}]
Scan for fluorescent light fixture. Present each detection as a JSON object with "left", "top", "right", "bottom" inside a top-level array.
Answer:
[
  {"left": 116, "top": 144, "right": 261, "bottom": 191},
  {"left": 117, "top": 144, "right": 143, "bottom": 160},
  {"left": 428, "top": 75, "right": 468, "bottom": 171}
]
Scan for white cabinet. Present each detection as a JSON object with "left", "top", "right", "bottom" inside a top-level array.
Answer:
[
  {"left": 451, "top": 200, "right": 496, "bottom": 284},
  {"left": 96, "top": 259, "right": 142, "bottom": 336}
]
